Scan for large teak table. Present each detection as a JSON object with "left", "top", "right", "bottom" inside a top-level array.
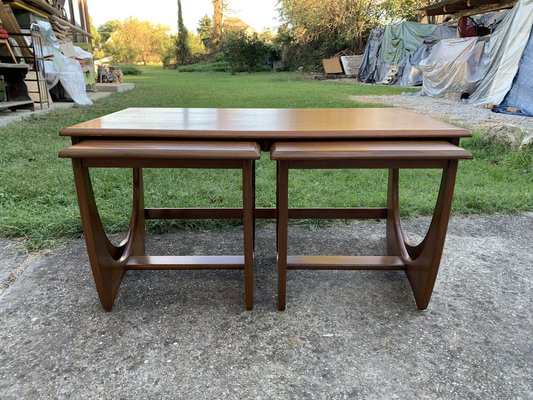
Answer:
[{"left": 60, "top": 107, "right": 472, "bottom": 310}]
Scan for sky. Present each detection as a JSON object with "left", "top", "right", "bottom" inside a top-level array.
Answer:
[{"left": 89, "top": 0, "right": 280, "bottom": 33}]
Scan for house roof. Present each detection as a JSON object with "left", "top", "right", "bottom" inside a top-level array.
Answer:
[
  {"left": 223, "top": 17, "right": 255, "bottom": 32},
  {"left": 420, "top": 0, "right": 517, "bottom": 16}
]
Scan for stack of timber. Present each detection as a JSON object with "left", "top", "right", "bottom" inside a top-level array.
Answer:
[
  {"left": 0, "top": 0, "right": 74, "bottom": 109},
  {"left": 0, "top": 1, "right": 33, "bottom": 61},
  {"left": 0, "top": 0, "right": 91, "bottom": 43}
]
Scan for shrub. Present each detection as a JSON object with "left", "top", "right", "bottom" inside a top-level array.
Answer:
[
  {"left": 176, "top": 53, "right": 230, "bottom": 72},
  {"left": 119, "top": 65, "right": 142, "bottom": 75},
  {"left": 220, "top": 31, "right": 268, "bottom": 74}
]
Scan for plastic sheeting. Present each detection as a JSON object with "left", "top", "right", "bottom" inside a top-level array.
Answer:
[
  {"left": 358, "top": 22, "right": 456, "bottom": 86},
  {"left": 496, "top": 28, "right": 533, "bottom": 116},
  {"left": 419, "top": 38, "right": 486, "bottom": 97},
  {"left": 399, "top": 25, "right": 457, "bottom": 86},
  {"left": 358, "top": 28, "right": 383, "bottom": 83},
  {"left": 73, "top": 46, "right": 93, "bottom": 60},
  {"left": 399, "top": 45, "right": 431, "bottom": 86},
  {"left": 468, "top": 0, "right": 533, "bottom": 107},
  {"left": 44, "top": 55, "right": 93, "bottom": 105},
  {"left": 474, "top": 10, "right": 510, "bottom": 32},
  {"left": 374, "top": 22, "right": 437, "bottom": 84},
  {"left": 379, "top": 22, "right": 436, "bottom": 65},
  {"left": 35, "top": 20, "right": 92, "bottom": 106}
]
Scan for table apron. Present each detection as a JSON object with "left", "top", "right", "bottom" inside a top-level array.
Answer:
[
  {"left": 81, "top": 158, "right": 247, "bottom": 169},
  {"left": 284, "top": 159, "right": 451, "bottom": 169}
]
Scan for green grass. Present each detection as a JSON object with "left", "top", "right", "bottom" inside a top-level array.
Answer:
[{"left": 0, "top": 68, "right": 531, "bottom": 250}]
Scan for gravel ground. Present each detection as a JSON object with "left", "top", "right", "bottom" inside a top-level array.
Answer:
[
  {"left": 1, "top": 215, "right": 532, "bottom": 399},
  {"left": 350, "top": 93, "right": 533, "bottom": 134}
]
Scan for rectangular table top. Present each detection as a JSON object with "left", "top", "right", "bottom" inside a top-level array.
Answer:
[{"left": 61, "top": 108, "right": 471, "bottom": 140}]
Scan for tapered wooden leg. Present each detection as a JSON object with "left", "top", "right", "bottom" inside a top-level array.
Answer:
[
  {"left": 387, "top": 162, "right": 459, "bottom": 310},
  {"left": 243, "top": 161, "right": 255, "bottom": 310},
  {"left": 276, "top": 161, "right": 289, "bottom": 311}
]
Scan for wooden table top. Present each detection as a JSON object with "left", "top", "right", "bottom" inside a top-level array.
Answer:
[{"left": 61, "top": 108, "right": 471, "bottom": 140}]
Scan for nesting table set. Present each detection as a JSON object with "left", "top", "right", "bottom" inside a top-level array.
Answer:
[{"left": 59, "top": 108, "right": 472, "bottom": 311}]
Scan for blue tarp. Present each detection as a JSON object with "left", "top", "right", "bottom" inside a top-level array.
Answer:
[
  {"left": 496, "top": 28, "right": 533, "bottom": 116},
  {"left": 358, "top": 28, "right": 383, "bottom": 83}
]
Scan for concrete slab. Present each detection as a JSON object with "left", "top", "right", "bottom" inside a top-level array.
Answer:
[
  {"left": 0, "top": 214, "right": 531, "bottom": 399},
  {"left": 0, "top": 92, "right": 112, "bottom": 127},
  {"left": 95, "top": 83, "right": 135, "bottom": 93}
]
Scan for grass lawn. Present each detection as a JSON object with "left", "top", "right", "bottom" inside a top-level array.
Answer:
[{"left": 0, "top": 68, "right": 531, "bottom": 250}]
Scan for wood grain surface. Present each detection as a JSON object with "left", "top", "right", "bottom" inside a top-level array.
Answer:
[
  {"left": 60, "top": 108, "right": 471, "bottom": 139},
  {"left": 59, "top": 140, "right": 262, "bottom": 160},
  {"left": 270, "top": 141, "right": 473, "bottom": 160}
]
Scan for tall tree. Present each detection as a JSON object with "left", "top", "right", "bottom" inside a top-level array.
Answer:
[
  {"left": 213, "top": 0, "right": 223, "bottom": 34},
  {"left": 103, "top": 18, "right": 169, "bottom": 64},
  {"left": 176, "top": 0, "right": 191, "bottom": 65},
  {"left": 211, "top": 0, "right": 230, "bottom": 48},
  {"left": 197, "top": 14, "right": 214, "bottom": 51}
]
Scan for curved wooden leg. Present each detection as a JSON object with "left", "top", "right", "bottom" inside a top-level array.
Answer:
[
  {"left": 277, "top": 161, "right": 289, "bottom": 311},
  {"left": 387, "top": 169, "right": 424, "bottom": 260},
  {"left": 119, "top": 168, "right": 145, "bottom": 259},
  {"left": 386, "top": 169, "right": 403, "bottom": 258},
  {"left": 387, "top": 162, "right": 459, "bottom": 310},
  {"left": 72, "top": 162, "right": 145, "bottom": 311}
]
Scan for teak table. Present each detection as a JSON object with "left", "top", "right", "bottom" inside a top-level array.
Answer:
[{"left": 60, "top": 108, "right": 472, "bottom": 310}]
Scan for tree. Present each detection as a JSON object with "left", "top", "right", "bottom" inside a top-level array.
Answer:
[
  {"left": 162, "top": 32, "right": 207, "bottom": 66},
  {"left": 97, "top": 19, "right": 122, "bottom": 43},
  {"left": 89, "top": 17, "right": 105, "bottom": 59},
  {"left": 187, "top": 32, "right": 208, "bottom": 57},
  {"left": 103, "top": 18, "right": 170, "bottom": 64},
  {"left": 176, "top": 0, "right": 191, "bottom": 65},
  {"left": 211, "top": 0, "right": 231, "bottom": 48},
  {"left": 221, "top": 30, "right": 268, "bottom": 74},
  {"left": 277, "top": 0, "right": 428, "bottom": 68},
  {"left": 197, "top": 14, "right": 214, "bottom": 51},
  {"left": 381, "top": 0, "right": 428, "bottom": 23}
]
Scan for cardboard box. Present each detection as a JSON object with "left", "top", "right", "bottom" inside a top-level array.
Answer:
[{"left": 322, "top": 57, "right": 343, "bottom": 74}]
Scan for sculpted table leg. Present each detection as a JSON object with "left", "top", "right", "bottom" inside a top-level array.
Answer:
[
  {"left": 72, "top": 161, "right": 145, "bottom": 311},
  {"left": 387, "top": 162, "right": 459, "bottom": 310}
]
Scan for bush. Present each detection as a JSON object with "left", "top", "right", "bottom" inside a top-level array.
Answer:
[
  {"left": 176, "top": 53, "right": 230, "bottom": 72},
  {"left": 119, "top": 65, "right": 142, "bottom": 75},
  {"left": 177, "top": 61, "right": 229, "bottom": 72},
  {"left": 220, "top": 31, "right": 268, "bottom": 74}
]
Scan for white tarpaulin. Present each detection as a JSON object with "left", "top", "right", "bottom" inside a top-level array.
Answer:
[
  {"left": 36, "top": 20, "right": 92, "bottom": 106},
  {"left": 497, "top": 29, "right": 533, "bottom": 116},
  {"left": 419, "top": 37, "right": 486, "bottom": 97},
  {"left": 468, "top": 0, "right": 533, "bottom": 106}
]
